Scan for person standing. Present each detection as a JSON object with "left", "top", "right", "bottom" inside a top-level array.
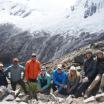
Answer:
[
  {"left": 25, "top": 53, "right": 41, "bottom": 82},
  {"left": 25, "top": 53, "right": 41, "bottom": 100},
  {"left": 5, "top": 58, "right": 27, "bottom": 94}
]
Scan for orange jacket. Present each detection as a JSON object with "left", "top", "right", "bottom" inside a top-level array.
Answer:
[{"left": 25, "top": 59, "right": 41, "bottom": 80}]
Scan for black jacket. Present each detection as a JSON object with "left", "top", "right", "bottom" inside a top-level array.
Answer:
[
  {"left": 84, "top": 57, "right": 97, "bottom": 80},
  {"left": 96, "top": 58, "right": 104, "bottom": 75},
  {"left": 0, "top": 70, "right": 8, "bottom": 87}
]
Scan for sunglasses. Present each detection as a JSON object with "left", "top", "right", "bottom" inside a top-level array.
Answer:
[{"left": 32, "top": 56, "right": 36, "bottom": 57}]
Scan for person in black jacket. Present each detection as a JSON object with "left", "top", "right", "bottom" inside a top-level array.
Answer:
[
  {"left": 85, "top": 50, "right": 104, "bottom": 97},
  {"left": 75, "top": 50, "right": 97, "bottom": 97},
  {"left": 0, "top": 63, "right": 8, "bottom": 87}
]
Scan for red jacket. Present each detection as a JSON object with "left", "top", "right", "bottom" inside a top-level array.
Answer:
[{"left": 25, "top": 59, "right": 41, "bottom": 80}]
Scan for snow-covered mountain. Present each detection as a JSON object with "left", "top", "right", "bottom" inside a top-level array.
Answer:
[{"left": 0, "top": 0, "right": 104, "bottom": 64}]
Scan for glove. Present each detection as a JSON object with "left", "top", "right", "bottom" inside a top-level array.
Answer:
[{"left": 82, "top": 77, "right": 89, "bottom": 83}]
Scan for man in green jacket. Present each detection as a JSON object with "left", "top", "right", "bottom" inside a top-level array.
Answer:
[{"left": 37, "top": 66, "right": 51, "bottom": 94}]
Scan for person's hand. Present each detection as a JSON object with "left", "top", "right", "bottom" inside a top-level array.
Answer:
[
  {"left": 60, "top": 84, "right": 64, "bottom": 88},
  {"left": 37, "top": 89, "right": 42, "bottom": 93},
  {"left": 64, "top": 85, "right": 67, "bottom": 89},
  {"left": 95, "top": 75, "right": 101, "bottom": 81},
  {"left": 82, "top": 77, "right": 89, "bottom": 83}
]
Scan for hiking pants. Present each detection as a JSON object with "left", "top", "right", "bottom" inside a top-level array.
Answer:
[
  {"left": 85, "top": 75, "right": 101, "bottom": 97},
  {"left": 75, "top": 80, "right": 92, "bottom": 97},
  {"left": 100, "top": 74, "right": 104, "bottom": 89},
  {"left": 11, "top": 79, "right": 27, "bottom": 94}
]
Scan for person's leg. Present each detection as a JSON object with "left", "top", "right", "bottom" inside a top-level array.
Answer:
[
  {"left": 75, "top": 82, "right": 90, "bottom": 97},
  {"left": 85, "top": 75, "right": 101, "bottom": 97},
  {"left": 51, "top": 82, "right": 57, "bottom": 92},
  {"left": 18, "top": 80, "right": 27, "bottom": 94},
  {"left": 100, "top": 74, "right": 104, "bottom": 92},
  {"left": 11, "top": 81, "right": 17, "bottom": 91}
]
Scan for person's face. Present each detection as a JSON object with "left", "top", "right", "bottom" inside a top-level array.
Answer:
[
  {"left": 13, "top": 61, "right": 18, "bottom": 65},
  {"left": 70, "top": 70, "right": 76, "bottom": 76},
  {"left": 97, "top": 53, "right": 103, "bottom": 59},
  {"left": 31, "top": 56, "right": 36, "bottom": 61},
  {"left": 57, "top": 68, "right": 62, "bottom": 73},
  {"left": 86, "top": 53, "right": 92, "bottom": 59},
  {"left": 41, "top": 70, "right": 46, "bottom": 76}
]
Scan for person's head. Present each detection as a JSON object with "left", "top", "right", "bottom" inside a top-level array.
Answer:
[
  {"left": 85, "top": 50, "right": 93, "bottom": 59},
  {"left": 13, "top": 58, "right": 19, "bottom": 65},
  {"left": 0, "top": 63, "right": 3, "bottom": 70},
  {"left": 69, "top": 66, "right": 76, "bottom": 76},
  {"left": 31, "top": 53, "right": 37, "bottom": 61},
  {"left": 62, "top": 64, "right": 66, "bottom": 69},
  {"left": 57, "top": 64, "right": 62, "bottom": 74},
  {"left": 96, "top": 50, "right": 104, "bottom": 59},
  {"left": 41, "top": 66, "right": 46, "bottom": 76}
]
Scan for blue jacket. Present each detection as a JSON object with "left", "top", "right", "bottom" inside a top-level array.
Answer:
[
  {"left": 53, "top": 69, "right": 67, "bottom": 86},
  {"left": 0, "top": 70, "right": 8, "bottom": 87}
]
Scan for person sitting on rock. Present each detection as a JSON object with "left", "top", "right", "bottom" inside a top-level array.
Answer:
[
  {"left": 75, "top": 50, "right": 97, "bottom": 97},
  {"left": 0, "top": 63, "right": 8, "bottom": 87},
  {"left": 52, "top": 64, "right": 67, "bottom": 95},
  {"left": 85, "top": 50, "right": 104, "bottom": 98},
  {"left": 37, "top": 66, "right": 51, "bottom": 94},
  {"left": 5, "top": 58, "right": 27, "bottom": 94},
  {"left": 66, "top": 66, "right": 80, "bottom": 95}
]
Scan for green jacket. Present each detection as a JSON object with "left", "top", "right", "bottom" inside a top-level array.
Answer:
[{"left": 37, "top": 72, "right": 51, "bottom": 90}]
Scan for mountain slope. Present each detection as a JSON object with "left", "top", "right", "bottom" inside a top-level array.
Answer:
[{"left": 0, "top": 0, "right": 104, "bottom": 64}]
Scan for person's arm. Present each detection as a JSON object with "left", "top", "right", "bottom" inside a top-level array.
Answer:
[
  {"left": 87, "top": 61, "right": 96, "bottom": 79},
  {"left": 71, "top": 76, "right": 80, "bottom": 91},
  {"left": 25, "top": 62, "right": 29, "bottom": 80},
  {"left": 4, "top": 66, "right": 11, "bottom": 78},
  {"left": 41, "top": 75, "right": 51, "bottom": 90},
  {"left": 38, "top": 61, "right": 41, "bottom": 72},
  {"left": 53, "top": 72, "right": 60, "bottom": 86},
  {"left": 62, "top": 72, "right": 67, "bottom": 85},
  {"left": 37, "top": 75, "right": 42, "bottom": 89}
]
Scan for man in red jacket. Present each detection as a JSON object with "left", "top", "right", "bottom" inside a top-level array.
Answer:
[{"left": 25, "top": 53, "right": 41, "bottom": 82}]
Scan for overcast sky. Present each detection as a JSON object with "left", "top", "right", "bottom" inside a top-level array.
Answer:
[{"left": 27, "top": 0, "right": 76, "bottom": 12}]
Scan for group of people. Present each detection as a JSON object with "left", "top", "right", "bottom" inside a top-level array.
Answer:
[{"left": 0, "top": 50, "right": 104, "bottom": 99}]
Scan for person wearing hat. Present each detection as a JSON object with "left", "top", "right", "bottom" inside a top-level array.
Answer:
[
  {"left": 52, "top": 64, "right": 67, "bottom": 95},
  {"left": 84, "top": 50, "right": 104, "bottom": 97},
  {"left": 5, "top": 58, "right": 27, "bottom": 94},
  {"left": 37, "top": 66, "right": 51, "bottom": 94},
  {"left": 66, "top": 66, "right": 80, "bottom": 95},
  {"left": 75, "top": 50, "right": 97, "bottom": 97},
  {"left": 25, "top": 53, "right": 41, "bottom": 82},
  {"left": 0, "top": 63, "right": 8, "bottom": 87}
]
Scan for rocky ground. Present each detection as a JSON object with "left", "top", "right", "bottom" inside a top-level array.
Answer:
[{"left": 1, "top": 92, "right": 104, "bottom": 104}]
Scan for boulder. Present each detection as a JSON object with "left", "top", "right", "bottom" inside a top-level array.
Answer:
[
  {"left": 0, "top": 86, "right": 10, "bottom": 101},
  {"left": 74, "top": 54, "right": 84, "bottom": 65}
]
